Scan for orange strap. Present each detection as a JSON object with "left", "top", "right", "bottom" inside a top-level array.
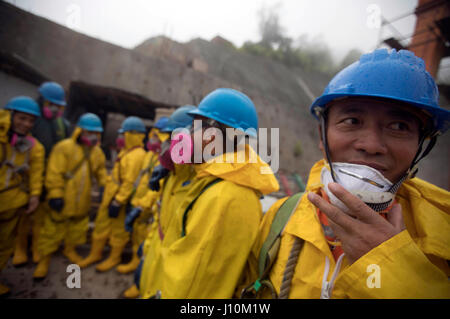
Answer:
[{"left": 316, "top": 188, "right": 392, "bottom": 261}]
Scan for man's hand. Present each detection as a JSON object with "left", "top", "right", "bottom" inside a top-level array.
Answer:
[
  {"left": 108, "top": 199, "right": 122, "bottom": 218},
  {"left": 148, "top": 165, "right": 169, "bottom": 191},
  {"left": 124, "top": 207, "right": 142, "bottom": 232},
  {"left": 48, "top": 198, "right": 64, "bottom": 213},
  {"left": 25, "top": 195, "right": 40, "bottom": 214},
  {"left": 307, "top": 182, "right": 406, "bottom": 264}
]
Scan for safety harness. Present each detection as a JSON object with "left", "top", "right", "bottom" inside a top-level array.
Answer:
[
  {"left": 0, "top": 142, "right": 32, "bottom": 195},
  {"left": 63, "top": 146, "right": 91, "bottom": 180},
  {"left": 241, "top": 192, "right": 304, "bottom": 299},
  {"left": 133, "top": 153, "right": 158, "bottom": 190},
  {"left": 48, "top": 145, "right": 93, "bottom": 222}
]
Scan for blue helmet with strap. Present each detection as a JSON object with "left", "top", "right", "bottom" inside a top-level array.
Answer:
[
  {"left": 188, "top": 88, "right": 258, "bottom": 137},
  {"left": 160, "top": 105, "right": 196, "bottom": 133},
  {"left": 5, "top": 96, "right": 41, "bottom": 117},
  {"left": 38, "top": 82, "right": 67, "bottom": 106},
  {"left": 310, "top": 48, "right": 450, "bottom": 134},
  {"left": 77, "top": 113, "right": 103, "bottom": 132},
  {"left": 311, "top": 48, "right": 450, "bottom": 184},
  {"left": 153, "top": 116, "right": 170, "bottom": 130},
  {"left": 118, "top": 116, "right": 146, "bottom": 133}
]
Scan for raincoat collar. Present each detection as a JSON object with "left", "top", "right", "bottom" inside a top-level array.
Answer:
[
  {"left": 284, "top": 159, "right": 342, "bottom": 265},
  {"left": 193, "top": 144, "right": 279, "bottom": 195},
  {"left": 284, "top": 158, "right": 450, "bottom": 267}
]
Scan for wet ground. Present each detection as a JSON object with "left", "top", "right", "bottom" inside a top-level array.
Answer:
[
  {"left": 1, "top": 194, "right": 137, "bottom": 299},
  {"left": 1, "top": 191, "right": 283, "bottom": 299},
  {"left": 1, "top": 242, "right": 136, "bottom": 299}
]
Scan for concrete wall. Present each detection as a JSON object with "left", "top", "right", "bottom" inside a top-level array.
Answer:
[
  {"left": 0, "top": 2, "right": 322, "bottom": 179},
  {"left": 0, "top": 2, "right": 228, "bottom": 107},
  {"left": 0, "top": 71, "right": 39, "bottom": 106}
]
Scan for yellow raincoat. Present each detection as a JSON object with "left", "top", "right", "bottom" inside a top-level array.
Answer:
[
  {"left": 131, "top": 128, "right": 169, "bottom": 212},
  {"left": 37, "top": 127, "right": 107, "bottom": 256},
  {"left": 139, "top": 163, "right": 196, "bottom": 290},
  {"left": 140, "top": 144, "right": 279, "bottom": 299},
  {"left": 92, "top": 131, "right": 146, "bottom": 247},
  {"left": 240, "top": 159, "right": 450, "bottom": 298},
  {"left": 0, "top": 110, "right": 45, "bottom": 269},
  {"left": 128, "top": 150, "right": 161, "bottom": 257}
]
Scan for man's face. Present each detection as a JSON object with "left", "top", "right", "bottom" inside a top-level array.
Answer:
[
  {"left": 321, "top": 98, "right": 423, "bottom": 183},
  {"left": 190, "top": 115, "right": 219, "bottom": 160},
  {"left": 80, "top": 130, "right": 101, "bottom": 147},
  {"left": 12, "top": 111, "right": 36, "bottom": 136}
]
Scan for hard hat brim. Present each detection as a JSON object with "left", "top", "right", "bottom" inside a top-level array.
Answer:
[
  {"left": 187, "top": 108, "right": 258, "bottom": 138},
  {"left": 310, "top": 93, "right": 450, "bottom": 134}
]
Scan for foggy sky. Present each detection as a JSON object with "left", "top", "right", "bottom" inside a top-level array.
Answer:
[{"left": 5, "top": 0, "right": 418, "bottom": 63}]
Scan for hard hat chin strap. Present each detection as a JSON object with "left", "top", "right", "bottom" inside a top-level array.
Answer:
[
  {"left": 405, "top": 131, "right": 438, "bottom": 179},
  {"left": 317, "top": 108, "right": 337, "bottom": 183},
  {"left": 388, "top": 134, "right": 436, "bottom": 195}
]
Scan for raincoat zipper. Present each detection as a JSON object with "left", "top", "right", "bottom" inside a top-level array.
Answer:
[{"left": 320, "top": 253, "right": 345, "bottom": 299}]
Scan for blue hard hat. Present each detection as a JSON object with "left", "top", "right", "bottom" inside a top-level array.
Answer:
[
  {"left": 153, "top": 116, "right": 169, "bottom": 130},
  {"left": 118, "top": 116, "right": 146, "bottom": 133},
  {"left": 38, "top": 82, "right": 67, "bottom": 106},
  {"left": 188, "top": 88, "right": 258, "bottom": 137},
  {"left": 310, "top": 48, "right": 450, "bottom": 134},
  {"left": 77, "top": 113, "right": 103, "bottom": 132},
  {"left": 160, "top": 105, "right": 196, "bottom": 133},
  {"left": 4, "top": 96, "right": 41, "bottom": 117}
]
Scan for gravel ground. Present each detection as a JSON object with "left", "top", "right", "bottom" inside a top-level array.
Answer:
[{"left": 1, "top": 241, "right": 136, "bottom": 299}]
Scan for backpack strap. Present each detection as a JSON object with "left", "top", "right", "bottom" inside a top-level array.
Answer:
[
  {"left": 0, "top": 143, "right": 32, "bottom": 194},
  {"left": 180, "top": 178, "right": 222, "bottom": 237},
  {"left": 241, "top": 191, "right": 304, "bottom": 299},
  {"left": 133, "top": 153, "right": 158, "bottom": 189},
  {"left": 64, "top": 147, "right": 90, "bottom": 180}
]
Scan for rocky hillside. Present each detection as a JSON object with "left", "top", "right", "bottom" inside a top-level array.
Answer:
[{"left": 135, "top": 36, "right": 332, "bottom": 182}]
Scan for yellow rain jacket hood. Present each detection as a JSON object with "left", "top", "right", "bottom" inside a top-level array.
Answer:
[
  {"left": 149, "top": 128, "right": 169, "bottom": 143},
  {"left": 140, "top": 145, "right": 279, "bottom": 299},
  {"left": 45, "top": 127, "right": 107, "bottom": 218},
  {"left": 195, "top": 144, "right": 279, "bottom": 195},
  {"left": 241, "top": 159, "right": 450, "bottom": 299},
  {"left": 0, "top": 110, "right": 45, "bottom": 212}
]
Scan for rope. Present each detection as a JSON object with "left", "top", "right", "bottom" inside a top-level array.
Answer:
[{"left": 278, "top": 236, "right": 303, "bottom": 299}]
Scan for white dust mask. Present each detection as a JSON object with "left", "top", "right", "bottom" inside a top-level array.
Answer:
[{"left": 321, "top": 162, "right": 396, "bottom": 213}]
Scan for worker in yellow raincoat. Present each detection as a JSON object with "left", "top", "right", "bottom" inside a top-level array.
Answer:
[
  {"left": 116, "top": 120, "right": 168, "bottom": 298},
  {"left": 0, "top": 97, "right": 44, "bottom": 295},
  {"left": 123, "top": 107, "right": 196, "bottom": 298},
  {"left": 32, "top": 113, "right": 107, "bottom": 279},
  {"left": 139, "top": 89, "right": 279, "bottom": 299},
  {"left": 118, "top": 120, "right": 169, "bottom": 273},
  {"left": 78, "top": 116, "right": 147, "bottom": 272},
  {"left": 239, "top": 49, "right": 450, "bottom": 299},
  {"left": 13, "top": 82, "right": 71, "bottom": 267}
]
